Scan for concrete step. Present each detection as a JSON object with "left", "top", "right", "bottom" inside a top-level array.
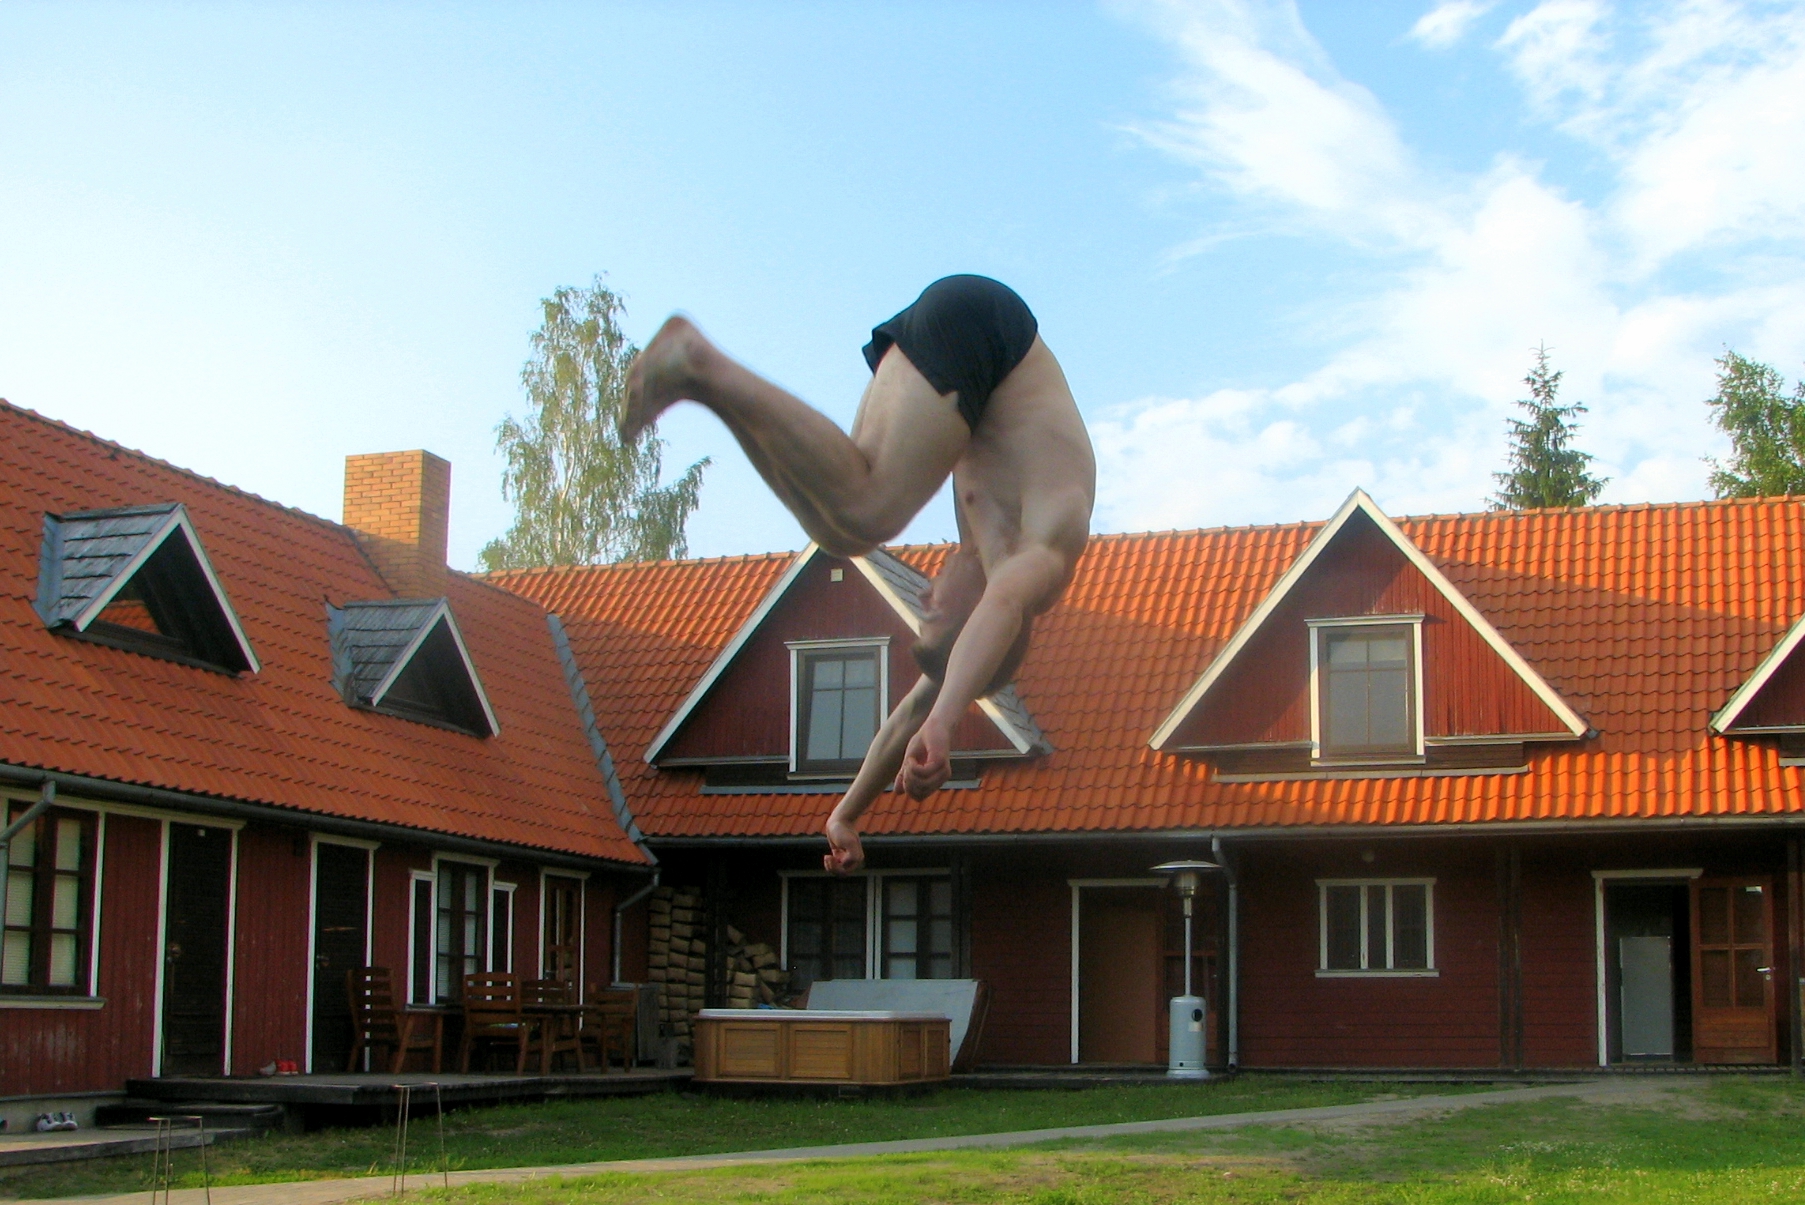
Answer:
[{"left": 0, "top": 1123, "right": 256, "bottom": 1167}]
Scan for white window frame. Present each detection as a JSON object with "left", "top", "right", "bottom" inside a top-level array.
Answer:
[
  {"left": 1307, "top": 615, "right": 1425, "bottom": 765},
  {"left": 787, "top": 638, "right": 890, "bottom": 776},
  {"left": 490, "top": 880, "right": 517, "bottom": 973},
  {"left": 778, "top": 867, "right": 950, "bottom": 981},
  {"left": 429, "top": 855, "right": 497, "bottom": 1004},
  {"left": 0, "top": 797, "right": 108, "bottom": 1006},
  {"left": 406, "top": 868, "right": 436, "bottom": 1005},
  {"left": 1316, "top": 877, "right": 1438, "bottom": 977}
]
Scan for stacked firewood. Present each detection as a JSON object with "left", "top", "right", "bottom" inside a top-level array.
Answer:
[{"left": 644, "top": 885, "right": 794, "bottom": 1044}]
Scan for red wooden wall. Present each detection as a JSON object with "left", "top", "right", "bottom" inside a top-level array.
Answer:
[
  {"left": 1175, "top": 513, "right": 1567, "bottom": 747},
  {"left": 228, "top": 824, "right": 310, "bottom": 1073},
  {"left": 2, "top": 814, "right": 162, "bottom": 1097},
  {"left": 1236, "top": 842, "right": 1502, "bottom": 1068},
  {"left": 970, "top": 869, "right": 1071, "bottom": 1065},
  {"left": 662, "top": 553, "right": 1014, "bottom": 761}
]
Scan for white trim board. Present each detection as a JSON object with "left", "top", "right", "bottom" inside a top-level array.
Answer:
[{"left": 1150, "top": 489, "right": 1588, "bottom": 752}]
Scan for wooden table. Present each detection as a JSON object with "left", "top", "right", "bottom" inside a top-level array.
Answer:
[
  {"left": 523, "top": 1002, "right": 586, "bottom": 1073},
  {"left": 693, "top": 1009, "right": 950, "bottom": 1086},
  {"left": 401, "top": 1006, "right": 449, "bottom": 1073}
]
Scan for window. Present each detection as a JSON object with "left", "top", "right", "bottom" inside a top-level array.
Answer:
[
  {"left": 1318, "top": 879, "right": 1434, "bottom": 974},
  {"left": 786, "top": 876, "right": 869, "bottom": 990},
  {"left": 542, "top": 875, "right": 583, "bottom": 986},
  {"left": 434, "top": 861, "right": 488, "bottom": 1002},
  {"left": 1315, "top": 622, "right": 1418, "bottom": 760},
  {"left": 327, "top": 601, "right": 499, "bottom": 738},
  {"left": 794, "top": 644, "right": 884, "bottom": 775},
  {"left": 785, "top": 872, "right": 955, "bottom": 990},
  {"left": 3, "top": 805, "right": 97, "bottom": 994},
  {"left": 881, "top": 877, "right": 954, "bottom": 980},
  {"left": 490, "top": 882, "right": 516, "bottom": 973}
]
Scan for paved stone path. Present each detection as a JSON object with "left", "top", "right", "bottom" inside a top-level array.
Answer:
[{"left": 31, "top": 1079, "right": 1662, "bottom": 1205}]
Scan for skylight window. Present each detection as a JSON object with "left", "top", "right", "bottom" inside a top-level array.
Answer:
[
  {"left": 36, "top": 504, "right": 259, "bottom": 674},
  {"left": 328, "top": 599, "right": 499, "bottom": 737}
]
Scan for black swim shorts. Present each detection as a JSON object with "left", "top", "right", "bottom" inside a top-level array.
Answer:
[{"left": 862, "top": 275, "right": 1038, "bottom": 430}]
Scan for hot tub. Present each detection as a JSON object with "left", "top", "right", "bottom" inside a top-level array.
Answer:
[{"left": 692, "top": 1009, "right": 951, "bottom": 1085}]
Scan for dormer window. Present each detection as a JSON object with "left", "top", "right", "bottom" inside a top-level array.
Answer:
[
  {"left": 35, "top": 504, "right": 259, "bottom": 674},
  {"left": 1311, "top": 618, "right": 1421, "bottom": 762},
  {"left": 791, "top": 640, "right": 887, "bottom": 776},
  {"left": 328, "top": 599, "right": 499, "bottom": 737}
]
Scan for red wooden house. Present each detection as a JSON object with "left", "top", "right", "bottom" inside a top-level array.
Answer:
[
  {"left": 496, "top": 488, "right": 1805, "bottom": 1072},
  {"left": 0, "top": 402, "right": 649, "bottom": 1124}
]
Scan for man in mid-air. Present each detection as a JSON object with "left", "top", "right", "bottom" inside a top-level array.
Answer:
[{"left": 623, "top": 275, "right": 1094, "bottom": 872}]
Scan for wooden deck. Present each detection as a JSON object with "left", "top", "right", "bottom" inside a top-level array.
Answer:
[{"left": 123, "top": 1068, "right": 691, "bottom": 1114}]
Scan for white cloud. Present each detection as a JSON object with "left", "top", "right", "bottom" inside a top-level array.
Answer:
[
  {"left": 1409, "top": 1, "right": 1498, "bottom": 50},
  {"left": 1104, "top": 0, "right": 1805, "bottom": 531}
]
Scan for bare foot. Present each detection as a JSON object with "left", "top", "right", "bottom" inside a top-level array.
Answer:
[
  {"left": 824, "top": 813, "right": 865, "bottom": 874},
  {"left": 621, "top": 315, "right": 708, "bottom": 443}
]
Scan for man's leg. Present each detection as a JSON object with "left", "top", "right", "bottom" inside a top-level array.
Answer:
[{"left": 624, "top": 316, "right": 969, "bottom": 555}]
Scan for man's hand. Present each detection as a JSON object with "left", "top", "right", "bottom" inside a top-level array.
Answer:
[
  {"left": 898, "top": 718, "right": 952, "bottom": 800},
  {"left": 823, "top": 811, "right": 865, "bottom": 874}
]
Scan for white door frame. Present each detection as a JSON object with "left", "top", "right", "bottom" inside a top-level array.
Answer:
[
  {"left": 303, "top": 835, "right": 379, "bottom": 1073},
  {"left": 1591, "top": 868, "right": 1702, "bottom": 1067},
  {"left": 1067, "top": 878, "right": 1166, "bottom": 1064}
]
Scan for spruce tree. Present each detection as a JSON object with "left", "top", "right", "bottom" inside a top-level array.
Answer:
[
  {"left": 1490, "top": 346, "right": 1608, "bottom": 510},
  {"left": 480, "top": 279, "right": 709, "bottom": 569},
  {"left": 1705, "top": 350, "right": 1805, "bottom": 498}
]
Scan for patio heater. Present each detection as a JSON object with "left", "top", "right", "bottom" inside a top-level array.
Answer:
[{"left": 1152, "top": 859, "right": 1220, "bottom": 1079}]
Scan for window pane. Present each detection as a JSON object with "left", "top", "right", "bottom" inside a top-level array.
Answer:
[
  {"left": 886, "top": 880, "right": 918, "bottom": 916},
  {"left": 5, "top": 870, "right": 33, "bottom": 926},
  {"left": 886, "top": 955, "right": 917, "bottom": 979},
  {"left": 1327, "top": 674, "right": 1368, "bottom": 748},
  {"left": 1368, "top": 669, "right": 1410, "bottom": 747},
  {"left": 807, "top": 690, "right": 843, "bottom": 762},
  {"left": 928, "top": 919, "right": 953, "bottom": 959},
  {"left": 52, "top": 875, "right": 78, "bottom": 930},
  {"left": 48, "top": 933, "right": 77, "bottom": 986},
  {"left": 929, "top": 880, "right": 953, "bottom": 916},
  {"left": 840, "top": 686, "right": 878, "bottom": 759},
  {"left": 1367, "top": 636, "right": 1408, "bottom": 664},
  {"left": 1325, "top": 887, "right": 1360, "bottom": 969},
  {"left": 1735, "top": 886, "right": 1765, "bottom": 945},
  {"left": 1735, "top": 948, "right": 1766, "bottom": 1008},
  {"left": 53, "top": 819, "right": 82, "bottom": 872},
  {"left": 2, "top": 931, "right": 29, "bottom": 985},
  {"left": 1392, "top": 885, "right": 1428, "bottom": 969},
  {"left": 928, "top": 955, "right": 953, "bottom": 979},
  {"left": 790, "top": 920, "right": 822, "bottom": 957},
  {"left": 1327, "top": 634, "right": 1368, "bottom": 665},
  {"left": 887, "top": 918, "right": 918, "bottom": 954},
  {"left": 1698, "top": 888, "right": 1729, "bottom": 944},
  {"left": 8, "top": 820, "right": 34, "bottom": 868},
  {"left": 814, "top": 659, "right": 844, "bottom": 690},
  {"left": 411, "top": 879, "right": 432, "bottom": 1004},
  {"left": 1366, "top": 885, "right": 1387, "bottom": 969},
  {"left": 1701, "top": 949, "right": 1732, "bottom": 1007},
  {"left": 844, "top": 657, "right": 876, "bottom": 688}
]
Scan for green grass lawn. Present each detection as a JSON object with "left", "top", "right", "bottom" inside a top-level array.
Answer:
[
  {"left": 399, "top": 1077, "right": 1805, "bottom": 1205},
  {"left": 0, "top": 1077, "right": 1447, "bottom": 1199}
]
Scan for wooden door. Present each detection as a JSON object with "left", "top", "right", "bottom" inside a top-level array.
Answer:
[
  {"left": 310, "top": 843, "right": 369, "bottom": 1072},
  {"left": 1078, "top": 889, "right": 1162, "bottom": 1064},
  {"left": 160, "top": 824, "right": 231, "bottom": 1076},
  {"left": 1690, "top": 877, "right": 1777, "bottom": 1064}
]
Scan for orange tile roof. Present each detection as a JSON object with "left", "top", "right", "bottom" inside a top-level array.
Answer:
[
  {"left": 491, "top": 495, "right": 1805, "bottom": 838},
  {"left": 0, "top": 401, "right": 645, "bottom": 865}
]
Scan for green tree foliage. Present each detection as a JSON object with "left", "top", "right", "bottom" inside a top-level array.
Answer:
[
  {"left": 1705, "top": 350, "right": 1805, "bottom": 498},
  {"left": 480, "top": 279, "right": 708, "bottom": 569},
  {"left": 1490, "top": 346, "right": 1608, "bottom": 510}
]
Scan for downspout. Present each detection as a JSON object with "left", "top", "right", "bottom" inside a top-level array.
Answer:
[
  {"left": 0, "top": 780, "right": 56, "bottom": 860},
  {"left": 1213, "top": 836, "right": 1239, "bottom": 1071}
]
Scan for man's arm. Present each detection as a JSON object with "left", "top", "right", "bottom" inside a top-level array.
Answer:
[
  {"left": 900, "top": 544, "right": 1069, "bottom": 798},
  {"left": 824, "top": 674, "right": 940, "bottom": 872}
]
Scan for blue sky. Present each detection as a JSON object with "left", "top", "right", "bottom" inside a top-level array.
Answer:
[{"left": 4, "top": 1, "right": 1803, "bottom": 568}]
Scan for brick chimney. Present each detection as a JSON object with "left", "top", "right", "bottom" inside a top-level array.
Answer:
[{"left": 342, "top": 450, "right": 451, "bottom": 598}]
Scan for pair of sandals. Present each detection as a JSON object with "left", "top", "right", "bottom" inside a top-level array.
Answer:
[{"left": 35, "top": 1111, "right": 79, "bottom": 1132}]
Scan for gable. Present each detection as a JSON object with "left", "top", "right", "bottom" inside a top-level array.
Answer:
[
  {"left": 328, "top": 598, "right": 500, "bottom": 737},
  {"left": 1713, "top": 612, "right": 1805, "bottom": 734},
  {"left": 35, "top": 503, "right": 259, "bottom": 674},
  {"left": 648, "top": 546, "right": 1044, "bottom": 766},
  {"left": 1152, "top": 490, "right": 1587, "bottom": 754}
]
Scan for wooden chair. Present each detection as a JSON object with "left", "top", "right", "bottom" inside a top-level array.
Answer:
[
  {"left": 457, "top": 972, "right": 545, "bottom": 1073},
  {"left": 521, "top": 977, "right": 583, "bottom": 1073},
  {"left": 346, "top": 967, "right": 440, "bottom": 1073},
  {"left": 579, "top": 987, "right": 638, "bottom": 1073}
]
